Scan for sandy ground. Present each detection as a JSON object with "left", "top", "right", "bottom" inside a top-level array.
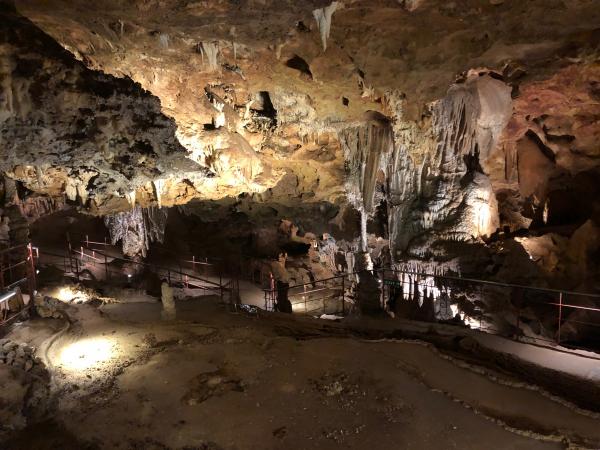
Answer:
[{"left": 2, "top": 295, "right": 600, "bottom": 450}]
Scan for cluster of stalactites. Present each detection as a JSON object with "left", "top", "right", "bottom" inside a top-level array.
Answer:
[
  {"left": 198, "top": 42, "right": 220, "bottom": 72},
  {"left": 104, "top": 206, "right": 168, "bottom": 257},
  {"left": 339, "top": 118, "right": 394, "bottom": 251},
  {"left": 340, "top": 119, "right": 394, "bottom": 214}
]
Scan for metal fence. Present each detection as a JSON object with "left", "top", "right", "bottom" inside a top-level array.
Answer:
[
  {"left": 0, "top": 243, "right": 37, "bottom": 326},
  {"left": 378, "top": 268, "right": 600, "bottom": 348},
  {"left": 263, "top": 274, "right": 349, "bottom": 316},
  {"left": 262, "top": 267, "right": 600, "bottom": 350},
  {"left": 36, "top": 233, "right": 235, "bottom": 304}
]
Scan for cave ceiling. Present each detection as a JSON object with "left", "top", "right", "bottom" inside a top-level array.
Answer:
[{"left": 2, "top": 0, "right": 600, "bottom": 255}]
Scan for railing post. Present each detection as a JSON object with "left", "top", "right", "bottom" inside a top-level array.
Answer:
[
  {"left": 104, "top": 254, "right": 109, "bottom": 280},
  {"left": 557, "top": 292, "right": 563, "bottom": 344},
  {"left": 67, "top": 233, "right": 73, "bottom": 273},
  {"left": 0, "top": 252, "right": 5, "bottom": 291},
  {"left": 27, "top": 243, "right": 36, "bottom": 295},
  {"left": 516, "top": 302, "right": 520, "bottom": 340},
  {"left": 341, "top": 274, "right": 345, "bottom": 315},
  {"left": 304, "top": 285, "right": 307, "bottom": 313}
]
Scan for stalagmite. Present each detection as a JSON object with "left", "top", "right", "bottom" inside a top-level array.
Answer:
[{"left": 161, "top": 282, "right": 176, "bottom": 320}]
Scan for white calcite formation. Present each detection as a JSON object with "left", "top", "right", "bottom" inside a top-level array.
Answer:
[
  {"left": 104, "top": 206, "right": 168, "bottom": 257},
  {"left": 313, "top": 2, "right": 340, "bottom": 51},
  {"left": 385, "top": 75, "right": 511, "bottom": 258},
  {"left": 338, "top": 75, "right": 510, "bottom": 262}
]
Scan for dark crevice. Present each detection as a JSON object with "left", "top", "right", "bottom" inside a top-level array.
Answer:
[
  {"left": 295, "top": 21, "right": 310, "bottom": 32},
  {"left": 285, "top": 55, "right": 313, "bottom": 80},
  {"left": 525, "top": 129, "right": 556, "bottom": 163},
  {"left": 255, "top": 91, "right": 277, "bottom": 120}
]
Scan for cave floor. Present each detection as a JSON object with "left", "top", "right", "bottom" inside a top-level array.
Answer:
[{"left": 3, "top": 297, "right": 600, "bottom": 450}]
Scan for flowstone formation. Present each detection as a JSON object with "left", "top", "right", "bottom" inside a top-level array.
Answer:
[{"left": 386, "top": 74, "right": 512, "bottom": 260}]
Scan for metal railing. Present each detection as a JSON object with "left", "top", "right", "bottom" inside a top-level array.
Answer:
[
  {"left": 36, "top": 245, "right": 234, "bottom": 305},
  {"left": 0, "top": 243, "right": 37, "bottom": 326},
  {"left": 263, "top": 273, "right": 349, "bottom": 316},
  {"left": 262, "top": 267, "right": 600, "bottom": 351},
  {"left": 379, "top": 268, "right": 600, "bottom": 348},
  {"left": 68, "top": 232, "right": 227, "bottom": 282}
]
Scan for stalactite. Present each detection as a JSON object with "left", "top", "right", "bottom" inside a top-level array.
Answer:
[
  {"left": 313, "top": 2, "right": 339, "bottom": 51},
  {"left": 200, "top": 42, "right": 219, "bottom": 72},
  {"left": 153, "top": 179, "right": 165, "bottom": 208},
  {"left": 125, "top": 190, "right": 136, "bottom": 209},
  {"left": 65, "top": 178, "right": 77, "bottom": 202},
  {"left": 76, "top": 184, "right": 88, "bottom": 205},
  {"left": 35, "top": 165, "right": 44, "bottom": 188},
  {"left": 104, "top": 206, "right": 168, "bottom": 257},
  {"left": 339, "top": 115, "right": 394, "bottom": 216},
  {"left": 158, "top": 33, "right": 169, "bottom": 49}
]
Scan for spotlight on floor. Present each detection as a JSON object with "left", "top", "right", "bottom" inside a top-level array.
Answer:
[
  {"left": 59, "top": 338, "right": 115, "bottom": 371},
  {"left": 56, "top": 287, "right": 76, "bottom": 302},
  {"left": 54, "top": 286, "right": 89, "bottom": 303}
]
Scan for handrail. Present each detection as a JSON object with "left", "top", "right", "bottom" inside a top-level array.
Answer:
[
  {"left": 264, "top": 268, "right": 600, "bottom": 301},
  {"left": 73, "top": 246, "right": 222, "bottom": 289},
  {"left": 0, "top": 243, "right": 29, "bottom": 255},
  {"left": 263, "top": 267, "right": 600, "bottom": 347},
  {"left": 381, "top": 268, "right": 600, "bottom": 299},
  {"left": 38, "top": 247, "right": 228, "bottom": 297},
  {"left": 72, "top": 232, "right": 224, "bottom": 266}
]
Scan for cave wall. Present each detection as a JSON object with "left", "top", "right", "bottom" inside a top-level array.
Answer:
[{"left": 1, "top": 0, "right": 600, "bottom": 302}]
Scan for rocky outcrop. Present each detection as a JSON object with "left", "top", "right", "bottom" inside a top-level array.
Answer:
[
  {"left": 0, "top": 339, "right": 41, "bottom": 373},
  {"left": 0, "top": 4, "right": 275, "bottom": 217}
]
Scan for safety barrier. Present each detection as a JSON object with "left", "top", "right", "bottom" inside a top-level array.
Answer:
[
  {"left": 263, "top": 267, "right": 600, "bottom": 351},
  {"left": 0, "top": 243, "right": 37, "bottom": 326},
  {"left": 36, "top": 243, "right": 234, "bottom": 305},
  {"left": 263, "top": 274, "right": 349, "bottom": 316}
]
